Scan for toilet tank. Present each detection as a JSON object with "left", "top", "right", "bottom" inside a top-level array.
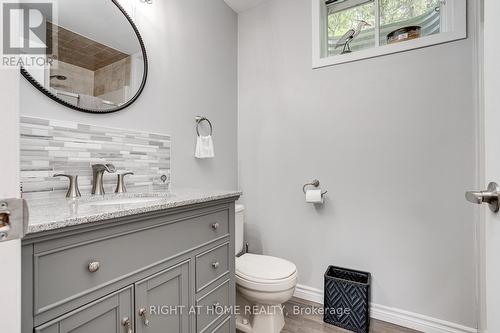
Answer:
[{"left": 235, "top": 204, "right": 245, "bottom": 255}]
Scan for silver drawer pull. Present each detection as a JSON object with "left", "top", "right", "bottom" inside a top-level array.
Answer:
[
  {"left": 139, "top": 308, "right": 150, "bottom": 327},
  {"left": 211, "top": 222, "right": 219, "bottom": 230},
  {"left": 211, "top": 261, "right": 220, "bottom": 269},
  {"left": 88, "top": 261, "right": 100, "bottom": 273},
  {"left": 122, "top": 317, "right": 133, "bottom": 333}
]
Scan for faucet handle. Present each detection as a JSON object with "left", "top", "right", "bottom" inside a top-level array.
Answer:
[
  {"left": 92, "top": 163, "right": 116, "bottom": 173},
  {"left": 105, "top": 164, "right": 116, "bottom": 173},
  {"left": 53, "top": 174, "right": 81, "bottom": 198},
  {"left": 115, "top": 172, "right": 134, "bottom": 194}
]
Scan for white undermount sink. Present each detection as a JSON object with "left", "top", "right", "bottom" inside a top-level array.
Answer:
[{"left": 82, "top": 197, "right": 164, "bottom": 206}]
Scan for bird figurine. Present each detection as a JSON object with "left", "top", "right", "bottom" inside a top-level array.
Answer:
[{"left": 335, "top": 20, "right": 371, "bottom": 54}]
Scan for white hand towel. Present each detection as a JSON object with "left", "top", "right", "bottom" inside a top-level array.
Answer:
[{"left": 195, "top": 135, "right": 215, "bottom": 159}]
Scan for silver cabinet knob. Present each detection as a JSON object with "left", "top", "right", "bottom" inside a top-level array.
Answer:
[
  {"left": 122, "top": 317, "right": 133, "bottom": 333},
  {"left": 139, "top": 308, "right": 150, "bottom": 327},
  {"left": 88, "top": 261, "right": 100, "bottom": 273},
  {"left": 211, "top": 223, "right": 219, "bottom": 230},
  {"left": 466, "top": 182, "right": 500, "bottom": 212},
  {"left": 211, "top": 261, "right": 220, "bottom": 269}
]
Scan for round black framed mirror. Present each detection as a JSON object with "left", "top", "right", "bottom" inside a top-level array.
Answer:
[{"left": 21, "top": 0, "right": 148, "bottom": 114}]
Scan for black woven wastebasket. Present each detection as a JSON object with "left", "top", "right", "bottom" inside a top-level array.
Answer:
[{"left": 323, "top": 266, "right": 371, "bottom": 333}]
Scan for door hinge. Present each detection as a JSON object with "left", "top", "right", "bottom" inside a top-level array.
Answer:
[{"left": 0, "top": 198, "right": 28, "bottom": 242}]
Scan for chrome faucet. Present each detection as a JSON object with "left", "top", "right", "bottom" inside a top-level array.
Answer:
[{"left": 91, "top": 164, "right": 116, "bottom": 195}]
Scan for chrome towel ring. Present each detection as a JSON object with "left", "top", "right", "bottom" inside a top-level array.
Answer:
[
  {"left": 303, "top": 179, "right": 328, "bottom": 196},
  {"left": 195, "top": 116, "right": 213, "bottom": 137}
]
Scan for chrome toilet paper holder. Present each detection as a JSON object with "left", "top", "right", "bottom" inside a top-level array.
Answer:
[{"left": 302, "top": 179, "right": 328, "bottom": 197}]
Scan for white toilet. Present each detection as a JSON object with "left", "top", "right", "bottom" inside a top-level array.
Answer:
[{"left": 235, "top": 204, "right": 298, "bottom": 333}]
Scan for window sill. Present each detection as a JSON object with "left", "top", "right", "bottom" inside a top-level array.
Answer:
[{"left": 312, "top": 31, "right": 466, "bottom": 69}]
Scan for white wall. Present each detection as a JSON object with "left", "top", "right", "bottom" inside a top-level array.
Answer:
[
  {"left": 20, "top": 0, "right": 238, "bottom": 191},
  {"left": 0, "top": 68, "right": 21, "bottom": 333},
  {"left": 238, "top": 0, "right": 478, "bottom": 328}
]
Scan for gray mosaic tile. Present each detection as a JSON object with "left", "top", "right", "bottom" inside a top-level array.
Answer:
[{"left": 20, "top": 116, "right": 171, "bottom": 195}]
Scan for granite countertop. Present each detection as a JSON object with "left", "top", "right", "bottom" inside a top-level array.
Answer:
[{"left": 24, "top": 189, "right": 242, "bottom": 234}]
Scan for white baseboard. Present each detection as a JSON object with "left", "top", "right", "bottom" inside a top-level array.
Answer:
[
  {"left": 294, "top": 284, "right": 324, "bottom": 304},
  {"left": 293, "top": 284, "right": 477, "bottom": 333}
]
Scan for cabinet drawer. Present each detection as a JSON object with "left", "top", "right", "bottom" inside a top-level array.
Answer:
[
  {"left": 196, "top": 243, "right": 230, "bottom": 292},
  {"left": 196, "top": 280, "right": 230, "bottom": 333},
  {"left": 34, "top": 210, "right": 228, "bottom": 316}
]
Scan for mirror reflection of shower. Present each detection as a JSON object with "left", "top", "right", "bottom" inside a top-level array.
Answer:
[{"left": 32, "top": 0, "right": 146, "bottom": 111}]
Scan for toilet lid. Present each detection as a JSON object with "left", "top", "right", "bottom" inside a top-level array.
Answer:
[{"left": 236, "top": 254, "right": 297, "bottom": 281}]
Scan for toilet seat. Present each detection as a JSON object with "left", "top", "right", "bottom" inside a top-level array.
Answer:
[{"left": 236, "top": 254, "right": 297, "bottom": 292}]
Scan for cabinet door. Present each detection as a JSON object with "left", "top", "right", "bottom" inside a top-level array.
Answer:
[
  {"left": 34, "top": 286, "right": 134, "bottom": 333},
  {"left": 135, "top": 261, "right": 190, "bottom": 333}
]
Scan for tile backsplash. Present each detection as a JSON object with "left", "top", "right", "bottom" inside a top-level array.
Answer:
[{"left": 20, "top": 116, "right": 171, "bottom": 195}]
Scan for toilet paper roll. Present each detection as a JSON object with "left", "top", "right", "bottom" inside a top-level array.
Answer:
[{"left": 306, "top": 189, "right": 324, "bottom": 204}]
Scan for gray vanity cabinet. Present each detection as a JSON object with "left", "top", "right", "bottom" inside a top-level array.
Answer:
[
  {"left": 135, "top": 261, "right": 190, "bottom": 333},
  {"left": 22, "top": 198, "right": 238, "bottom": 333},
  {"left": 34, "top": 286, "right": 134, "bottom": 333},
  {"left": 34, "top": 262, "right": 192, "bottom": 333}
]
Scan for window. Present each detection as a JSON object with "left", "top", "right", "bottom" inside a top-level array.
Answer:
[
  {"left": 327, "top": 0, "right": 376, "bottom": 56},
  {"left": 312, "top": 0, "right": 466, "bottom": 68}
]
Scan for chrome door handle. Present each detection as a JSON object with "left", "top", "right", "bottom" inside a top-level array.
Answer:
[
  {"left": 139, "top": 308, "right": 150, "bottom": 327},
  {"left": 466, "top": 182, "right": 500, "bottom": 212}
]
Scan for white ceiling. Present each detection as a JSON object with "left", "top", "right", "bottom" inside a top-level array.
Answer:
[{"left": 224, "top": 0, "right": 268, "bottom": 13}]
